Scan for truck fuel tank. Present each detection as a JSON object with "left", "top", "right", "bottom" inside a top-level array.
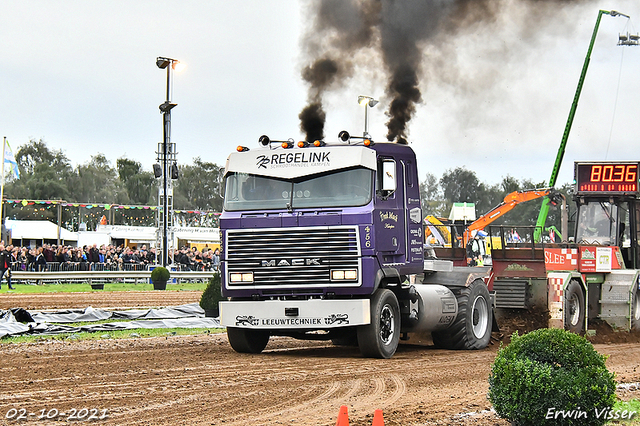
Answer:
[{"left": 409, "top": 284, "right": 458, "bottom": 333}]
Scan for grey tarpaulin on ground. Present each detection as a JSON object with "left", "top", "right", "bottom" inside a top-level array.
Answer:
[{"left": 0, "top": 303, "right": 221, "bottom": 338}]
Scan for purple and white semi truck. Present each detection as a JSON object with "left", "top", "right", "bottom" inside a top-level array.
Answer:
[{"left": 219, "top": 132, "right": 494, "bottom": 358}]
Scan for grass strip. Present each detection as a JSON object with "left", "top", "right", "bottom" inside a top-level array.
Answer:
[
  {"left": 0, "top": 282, "right": 207, "bottom": 293},
  {"left": 608, "top": 399, "right": 640, "bottom": 424},
  {"left": 1, "top": 327, "right": 225, "bottom": 344}
]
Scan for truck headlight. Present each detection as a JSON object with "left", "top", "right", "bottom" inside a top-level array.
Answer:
[
  {"left": 331, "top": 269, "right": 358, "bottom": 281},
  {"left": 230, "top": 272, "right": 254, "bottom": 283}
]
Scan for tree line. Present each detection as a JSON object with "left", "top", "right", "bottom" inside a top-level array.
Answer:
[
  {"left": 3, "top": 139, "right": 572, "bottom": 233},
  {"left": 421, "top": 166, "right": 574, "bottom": 235},
  {"left": 2, "top": 139, "right": 224, "bottom": 228}
]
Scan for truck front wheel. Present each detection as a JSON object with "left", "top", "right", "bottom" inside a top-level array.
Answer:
[
  {"left": 564, "top": 280, "right": 585, "bottom": 334},
  {"left": 227, "top": 327, "right": 270, "bottom": 354},
  {"left": 357, "top": 289, "right": 400, "bottom": 359},
  {"left": 432, "top": 279, "right": 492, "bottom": 350}
]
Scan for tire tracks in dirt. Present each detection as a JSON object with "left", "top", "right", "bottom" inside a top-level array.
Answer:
[{"left": 3, "top": 291, "right": 640, "bottom": 426}]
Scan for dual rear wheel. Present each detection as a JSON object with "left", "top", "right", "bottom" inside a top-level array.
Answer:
[{"left": 432, "top": 279, "right": 493, "bottom": 350}]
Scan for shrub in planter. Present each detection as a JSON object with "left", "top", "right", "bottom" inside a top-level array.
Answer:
[
  {"left": 150, "top": 266, "right": 170, "bottom": 290},
  {"left": 199, "top": 273, "right": 223, "bottom": 317},
  {"left": 488, "top": 328, "right": 616, "bottom": 426}
]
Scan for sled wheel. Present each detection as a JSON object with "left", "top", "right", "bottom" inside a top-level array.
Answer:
[
  {"left": 357, "top": 289, "right": 400, "bottom": 358},
  {"left": 227, "top": 327, "right": 270, "bottom": 354},
  {"left": 432, "top": 279, "right": 493, "bottom": 350},
  {"left": 564, "top": 280, "right": 585, "bottom": 334}
]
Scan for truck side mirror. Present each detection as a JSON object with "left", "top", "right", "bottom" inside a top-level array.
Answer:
[{"left": 378, "top": 160, "right": 396, "bottom": 199}]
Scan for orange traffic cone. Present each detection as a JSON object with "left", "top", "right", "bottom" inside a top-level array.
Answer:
[
  {"left": 371, "top": 409, "right": 384, "bottom": 426},
  {"left": 335, "top": 405, "right": 349, "bottom": 426}
]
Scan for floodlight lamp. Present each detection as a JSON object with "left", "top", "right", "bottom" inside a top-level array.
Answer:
[
  {"left": 358, "top": 95, "right": 378, "bottom": 108},
  {"left": 156, "top": 57, "right": 171, "bottom": 69},
  {"left": 172, "top": 61, "right": 186, "bottom": 72},
  {"left": 159, "top": 101, "right": 178, "bottom": 113}
]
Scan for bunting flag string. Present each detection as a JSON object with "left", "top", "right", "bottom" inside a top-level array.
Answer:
[{"left": 3, "top": 199, "right": 221, "bottom": 215}]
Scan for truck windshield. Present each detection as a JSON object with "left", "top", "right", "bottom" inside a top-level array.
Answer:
[
  {"left": 576, "top": 201, "right": 618, "bottom": 245},
  {"left": 223, "top": 167, "right": 373, "bottom": 211}
]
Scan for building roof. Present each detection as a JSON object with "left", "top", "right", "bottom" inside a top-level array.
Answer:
[{"left": 6, "top": 219, "right": 78, "bottom": 242}]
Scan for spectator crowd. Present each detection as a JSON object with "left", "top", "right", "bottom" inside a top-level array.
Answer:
[{"left": 0, "top": 242, "right": 221, "bottom": 273}]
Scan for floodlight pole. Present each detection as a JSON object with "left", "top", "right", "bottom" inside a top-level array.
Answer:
[
  {"left": 358, "top": 95, "right": 378, "bottom": 138},
  {"left": 533, "top": 10, "right": 631, "bottom": 242},
  {"left": 157, "top": 57, "right": 179, "bottom": 267}
]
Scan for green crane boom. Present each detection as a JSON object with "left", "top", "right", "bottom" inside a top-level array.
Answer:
[{"left": 534, "top": 9, "right": 629, "bottom": 242}]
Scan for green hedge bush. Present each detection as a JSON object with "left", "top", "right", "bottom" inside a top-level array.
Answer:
[
  {"left": 488, "top": 328, "right": 616, "bottom": 426},
  {"left": 150, "top": 266, "right": 170, "bottom": 282},
  {"left": 199, "top": 273, "right": 223, "bottom": 311}
]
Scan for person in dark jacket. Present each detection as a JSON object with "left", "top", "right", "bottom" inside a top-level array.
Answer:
[
  {"left": 43, "top": 244, "right": 55, "bottom": 263},
  {"left": 34, "top": 247, "right": 48, "bottom": 272},
  {"left": 0, "top": 243, "right": 15, "bottom": 289}
]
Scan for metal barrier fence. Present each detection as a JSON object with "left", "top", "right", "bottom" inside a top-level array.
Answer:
[
  {"left": 10, "top": 261, "right": 217, "bottom": 273},
  {"left": 5, "top": 264, "right": 216, "bottom": 286}
]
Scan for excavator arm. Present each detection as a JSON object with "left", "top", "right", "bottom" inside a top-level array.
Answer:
[{"left": 464, "top": 188, "right": 559, "bottom": 246}]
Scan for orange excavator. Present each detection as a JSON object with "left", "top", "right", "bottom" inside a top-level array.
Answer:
[{"left": 463, "top": 188, "right": 562, "bottom": 262}]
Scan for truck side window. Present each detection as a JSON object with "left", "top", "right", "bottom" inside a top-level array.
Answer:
[{"left": 378, "top": 159, "right": 396, "bottom": 199}]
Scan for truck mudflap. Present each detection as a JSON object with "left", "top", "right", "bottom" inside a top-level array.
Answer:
[
  {"left": 420, "top": 266, "right": 492, "bottom": 287},
  {"left": 220, "top": 299, "right": 371, "bottom": 329}
]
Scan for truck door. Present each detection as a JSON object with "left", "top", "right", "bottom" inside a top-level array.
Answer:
[
  {"left": 403, "top": 159, "right": 424, "bottom": 265},
  {"left": 375, "top": 157, "right": 406, "bottom": 264}
]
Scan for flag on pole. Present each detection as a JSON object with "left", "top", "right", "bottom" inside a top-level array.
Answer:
[{"left": 4, "top": 140, "right": 19, "bottom": 179}]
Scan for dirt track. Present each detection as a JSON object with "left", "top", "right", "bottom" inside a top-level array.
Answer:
[
  {"left": 1, "top": 291, "right": 639, "bottom": 426},
  {"left": 0, "top": 290, "right": 202, "bottom": 311}
]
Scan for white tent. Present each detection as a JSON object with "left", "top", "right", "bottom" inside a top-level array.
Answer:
[{"left": 5, "top": 219, "right": 78, "bottom": 245}]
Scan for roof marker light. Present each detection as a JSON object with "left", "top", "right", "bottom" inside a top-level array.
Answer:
[
  {"left": 237, "top": 146, "right": 249, "bottom": 152},
  {"left": 313, "top": 140, "right": 326, "bottom": 147}
]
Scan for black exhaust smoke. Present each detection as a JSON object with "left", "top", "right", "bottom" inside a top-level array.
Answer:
[
  {"left": 299, "top": 58, "right": 339, "bottom": 141},
  {"left": 299, "top": 0, "right": 592, "bottom": 143},
  {"left": 298, "top": 102, "right": 326, "bottom": 143}
]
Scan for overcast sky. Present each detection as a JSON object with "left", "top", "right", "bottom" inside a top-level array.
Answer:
[{"left": 1, "top": 0, "right": 639, "bottom": 188}]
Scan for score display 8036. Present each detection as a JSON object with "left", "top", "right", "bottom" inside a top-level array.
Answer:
[{"left": 575, "top": 162, "right": 639, "bottom": 194}]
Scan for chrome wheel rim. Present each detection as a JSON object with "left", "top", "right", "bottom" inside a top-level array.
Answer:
[
  {"left": 471, "top": 295, "right": 489, "bottom": 339},
  {"left": 379, "top": 304, "right": 395, "bottom": 345}
]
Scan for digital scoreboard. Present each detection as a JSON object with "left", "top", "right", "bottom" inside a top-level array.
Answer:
[{"left": 575, "top": 162, "right": 639, "bottom": 195}]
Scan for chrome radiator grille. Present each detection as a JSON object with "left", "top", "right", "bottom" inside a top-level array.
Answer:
[{"left": 226, "top": 226, "right": 360, "bottom": 287}]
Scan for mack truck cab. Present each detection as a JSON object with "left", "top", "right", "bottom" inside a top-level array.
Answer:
[{"left": 218, "top": 132, "right": 494, "bottom": 358}]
